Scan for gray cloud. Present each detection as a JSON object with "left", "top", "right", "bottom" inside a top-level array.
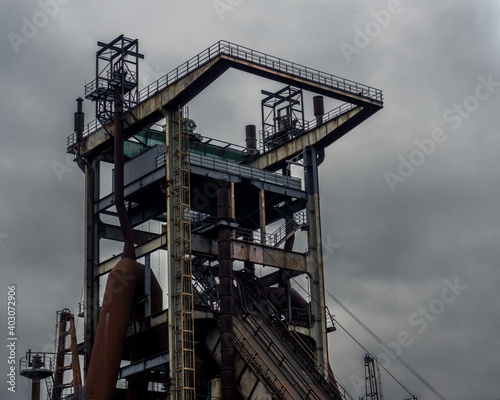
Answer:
[{"left": 1, "top": 0, "right": 499, "bottom": 398}]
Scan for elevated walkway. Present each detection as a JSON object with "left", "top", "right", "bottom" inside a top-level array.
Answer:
[{"left": 67, "top": 40, "right": 383, "bottom": 157}]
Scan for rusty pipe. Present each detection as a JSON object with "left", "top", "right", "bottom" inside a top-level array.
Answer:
[
  {"left": 245, "top": 124, "right": 257, "bottom": 152},
  {"left": 217, "top": 188, "right": 235, "bottom": 400},
  {"left": 113, "top": 91, "right": 135, "bottom": 260},
  {"left": 85, "top": 258, "right": 163, "bottom": 400},
  {"left": 313, "top": 95, "right": 324, "bottom": 125}
]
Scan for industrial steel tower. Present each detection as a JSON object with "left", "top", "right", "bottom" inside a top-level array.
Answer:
[{"left": 67, "top": 35, "right": 383, "bottom": 399}]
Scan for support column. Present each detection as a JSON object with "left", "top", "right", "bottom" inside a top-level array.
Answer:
[
  {"left": 259, "top": 189, "right": 266, "bottom": 244},
  {"left": 84, "top": 159, "right": 100, "bottom": 377},
  {"left": 144, "top": 253, "right": 151, "bottom": 317},
  {"left": 303, "top": 146, "right": 329, "bottom": 375},
  {"left": 31, "top": 379, "right": 40, "bottom": 400},
  {"left": 217, "top": 188, "right": 235, "bottom": 400}
]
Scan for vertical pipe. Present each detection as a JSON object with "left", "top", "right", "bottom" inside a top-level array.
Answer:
[
  {"left": 113, "top": 89, "right": 135, "bottom": 260},
  {"left": 84, "top": 160, "right": 99, "bottom": 376},
  {"left": 31, "top": 379, "right": 40, "bottom": 400},
  {"left": 144, "top": 253, "right": 151, "bottom": 317},
  {"left": 217, "top": 188, "right": 235, "bottom": 400},
  {"left": 313, "top": 96, "right": 325, "bottom": 125},
  {"left": 74, "top": 97, "right": 84, "bottom": 144},
  {"left": 245, "top": 124, "right": 257, "bottom": 152},
  {"left": 259, "top": 189, "right": 266, "bottom": 244}
]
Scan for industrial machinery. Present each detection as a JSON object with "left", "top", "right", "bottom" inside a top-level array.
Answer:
[{"left": 65, "top": 35, "right": 385, "bottom": 399}]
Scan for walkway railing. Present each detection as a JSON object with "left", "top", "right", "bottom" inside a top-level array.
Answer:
[{"left": 67, "top": 40, "right": 382, "bottom": 149}]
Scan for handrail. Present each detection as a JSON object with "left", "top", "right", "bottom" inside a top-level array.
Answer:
[
  {"left": 260, "top": 102, "right": 358, "bottom": 152},
  {"left": 237, "top": 274, "right": 351, "bottom": 400},
  {"left": 235, "top": 211, "right": 307, "bottom": 247},
  {"left": 233, "top": 324, "right": 292, "bottom": 400},
  {"left": 192, "top": 266, "right": 292, "bottom": 399},
  {"left": 67, "top": 40, "right": 382, "bottom": 150},
  {"left": 240, "top": 312, "right": 324, "bottom": 400}
]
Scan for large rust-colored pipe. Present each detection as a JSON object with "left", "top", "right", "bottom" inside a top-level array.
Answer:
[
  {"left": 217, "top": 188, "right": 235, "bottom": 399},
  {"left": 86, "top": 87, "right": 164, "bottom": 400},
  {"left": 86, "top": 258, "right": 162, "bottom": 399}
]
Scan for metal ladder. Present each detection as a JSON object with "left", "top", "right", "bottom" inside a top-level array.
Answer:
[
  {"left": 170, "top": 107, "right": 195, "bottom": 400},
  {"left": 51, "top": 309, "right": 82, "bottom": 400}
]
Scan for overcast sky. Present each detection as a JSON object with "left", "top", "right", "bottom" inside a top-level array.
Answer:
[{"left": 1, "top": 0, "right": 499, "bottom": 399}]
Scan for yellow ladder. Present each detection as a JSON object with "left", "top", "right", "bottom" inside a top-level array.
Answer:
[{"left": 170, "top": 107, "right": 195, "bottom": 400}]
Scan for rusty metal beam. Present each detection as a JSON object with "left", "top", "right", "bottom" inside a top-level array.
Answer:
[
  {"left": 249, "top": 106, "right": 375, "bottom": 171},
  {"left": 75, "top": 53, "right": 382, "bottom": 159},
  {"left": 78, "top": 57, "right": 226, "bottom": 157},
  {"left": 97, "top": 232, "right": 306, "bottom": 276},
  {"left": 222, "top": 54, "right": 382, "bottom": 107}
]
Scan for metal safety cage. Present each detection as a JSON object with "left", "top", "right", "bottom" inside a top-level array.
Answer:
[{"left": 85, "top": 35, "right": 144, "bottom": 128}]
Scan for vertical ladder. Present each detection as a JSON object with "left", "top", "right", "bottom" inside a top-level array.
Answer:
[
  {"left": 365, "top": 354, "right": 384, "bottom": 400},
  {"left": 171, "top": 108, "right": 195, "bottom": 400},
  {"left": 51, "top": 309, "right": 82, "bottom": 400}
]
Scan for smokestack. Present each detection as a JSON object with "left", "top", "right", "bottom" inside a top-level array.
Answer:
[
  {"left": 245, "top": 124, "right": 257, "bottom": 152},
  {"left": 313, "top": 95, "right": 324, "bottom": 125},
  {"left": 74, "top": 97, "right": 84, "bottom": 143}
]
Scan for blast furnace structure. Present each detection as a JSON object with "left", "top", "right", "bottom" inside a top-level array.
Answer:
[{"left": 67, "top": 35, "right": 383, "bottom": 399}]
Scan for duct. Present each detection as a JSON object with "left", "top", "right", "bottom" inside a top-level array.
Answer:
[{"left": 85, "top": 258, "right": 162, "bottom": 400}]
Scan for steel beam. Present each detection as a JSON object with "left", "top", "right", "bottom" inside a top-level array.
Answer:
[
  {"left": 77, "top": 57, "right": 225, "bottom": 157},
  {"left": 249, "top": 106, "right": 371, "bottom": 171},
  {"left": 97, "top": 232, "right": 307, "bottom": 276},
  {"left": 119, "top": 352, "right": 169, "bottom": 380},
  {"left": 222, "top": 54, "right": 382, "bottom": 107}
]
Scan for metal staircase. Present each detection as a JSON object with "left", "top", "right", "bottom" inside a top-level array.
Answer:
[
  {"left": 192, "top": 263, "right": 350, "bottom": 399},
  {"left": 267, "top": 211, "right": 307, "bottom": 247},
  {"left": 236, "top": 281, "right": 346, "bottom": 400}
]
